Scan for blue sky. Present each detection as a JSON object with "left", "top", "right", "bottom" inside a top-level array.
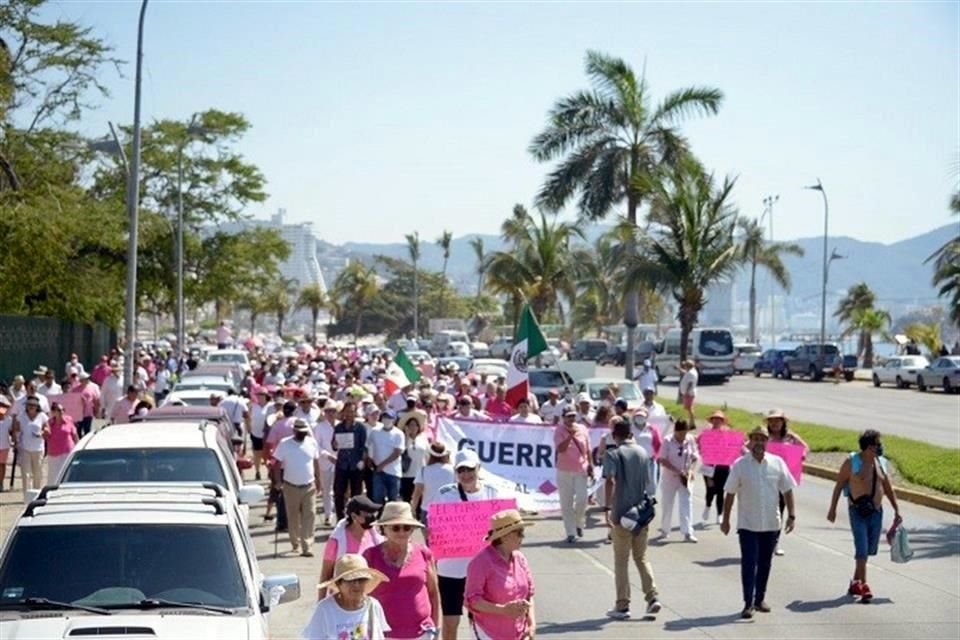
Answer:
[{"left": 40, "top": 1, "right": 960, "bottom": 245}]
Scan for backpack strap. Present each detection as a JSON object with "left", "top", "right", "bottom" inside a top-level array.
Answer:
[{"left": 457, "top": 483, "right": 468, "bottom": 502}]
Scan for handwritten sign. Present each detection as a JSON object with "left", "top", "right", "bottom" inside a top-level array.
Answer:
[
  {"left": 334, "top": 433, "right": 355, "bottom": 450},
  {"left": 697, "top": 429, "right": 745, "bottom": 466},
  {"left": 767, "top": 441, "right": 804, "bottom": 485},
  {"left": 45, "top": 393, "right": 85, "bottom": 422},
  {"left": 428, "top": 498, "right": 518, "bottom": 559}
]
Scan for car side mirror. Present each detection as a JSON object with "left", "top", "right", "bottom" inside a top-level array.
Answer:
[
  {"left": 238, "top": 484, "right": 265, "bottom": 505},
  {"left": 263, "top": 574, "right": 301, "bottom": 607}
]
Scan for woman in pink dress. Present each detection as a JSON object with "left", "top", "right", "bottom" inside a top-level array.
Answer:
[
  {"left": 363, "top": 502, "right": 440, "bottom": 639},
  {"left": 45, "top": 402, "right": 79, "bottom": 481}
]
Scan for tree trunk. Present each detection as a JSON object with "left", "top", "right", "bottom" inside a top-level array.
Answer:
[
  {"left": 355, "top": 312, "right": 362, "bottom": 339},
  {"left": 0, "top": 152, "right": 21, "bottom": 191},
  {"left": 250, "top": 311, "right": 257, "bottom": 335},
  {"left": 311, "top": 308, "right": 319, "bottom": 345},
  {"left": 623, "top": 194, "right": 639, "bottom": 380},
  {"left": 214, "top": 299, "right": 222, "bottom": 324},
  {"left": 749, "top": 262, "right": 758, "bottom": 344},
  {"left": 277, "top": 313, "right": 284, "bottom": 339},
  {"left": 476, "top": 273, "right": 483, "bottom": 300},
  {"left": 440, "top": 259, "right": 448, "bottom": 317},
  {"left": 863, "top": 333, "right": 874, "bottom": 368},
  {"left": 412, "top": 261, "right": 419, "bottom": 337}
]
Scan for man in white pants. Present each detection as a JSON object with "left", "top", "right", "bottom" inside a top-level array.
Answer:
[
  {"left": 313, "top": 401, "right": 339, "bottom": 526},
  {"left": 657, "top": 420, "right": 700, "bottom": 542},
  {"left": 554, "top": 408, "right": 594, "bottom": 543}
]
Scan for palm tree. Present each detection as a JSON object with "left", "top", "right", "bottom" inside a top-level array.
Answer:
[
  {"left": 904, "top": 321, "right": 943, "bottom": 357},
  {"left": 236, "top": 292, "right": 271, "bottom": 335},
  {"left": 737, "top": 217, "right": 804, "bottom": 344},
  {"left": 297, "top": 283, "right": 326, "bottom": 345},
  {"left": 436, "top": 230, "right": 453, "bottom": 317},
  {"left": 623, "top": 156, "right": 740, "bottom": 360},
  {"left": 485, "top": 205, "right": 589, "bottom": 327},
  {"left": 405, "top": 232, "right": 420, "bottom": 337},
  {"left": 926, "top": 189, "right": 960, "bottom": 327},
  {"left": 332, "top": 262, "right": 379, "bottom": 338},
  {"left": 573, "top": 230, "right": 626, "bottom": 336},
  {"left": 835, "top": 282, "right": 877, "bottom": 360},
  {"left": 529, "top": 49, "right": 723, "bottom": 378},
  {"left": 842, "top": 307, "right": 891, "bottom": 368},
  {"left": 265, "top": 279, "right": 298, "bottom": 339},
  {"left": 468, "top": 236, "right": 485, "bottom": 299}
]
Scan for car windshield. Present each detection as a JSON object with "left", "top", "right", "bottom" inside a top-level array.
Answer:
[
  {"left": 529, "top": 370, "right": 570, "bottom": 388},
  {"left": 587, "top": 382, "right": 640, "bottom": 401},
  {"left": 901, "top": 357, "right": 923, "bottom": 367},
  {"left": 0, "top": 525, "right": 247, "bottom": 609},
  {"left": 699, "top": 331, "right": 734, "bottom": 357},
  {"left": 208, "top": 353, "right": 245, "bottom": 364},
  {"left": 62, "top": 449, "right": 227, "bottom": 486}
]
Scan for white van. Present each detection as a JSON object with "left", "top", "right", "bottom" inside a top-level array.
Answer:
[
  {"left": 430, "top": 330, "right": 470, "bottom": 356},
  {"left": 655, "top": 327, "right": 735, "bottom": 382}
]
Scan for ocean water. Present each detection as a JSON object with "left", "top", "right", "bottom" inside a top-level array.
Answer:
[{"left": 763, "top": 339, "right": 898, "bottom": 360}]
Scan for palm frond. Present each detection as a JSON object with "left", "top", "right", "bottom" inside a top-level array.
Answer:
[{"left": 650, "top": 87, "right": 724, "bottom": 127}]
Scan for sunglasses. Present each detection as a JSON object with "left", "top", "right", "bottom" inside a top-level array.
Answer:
[
  {"left": 456, "top": 466, "right": 476, "bottom": 473},
  {"left": 389, "top": 525, "right": 414, "bottom": 533}
]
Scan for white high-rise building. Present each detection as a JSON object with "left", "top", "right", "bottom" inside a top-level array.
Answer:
[{"left": 269, "top": 209, "right": 326, "bottom": 292}]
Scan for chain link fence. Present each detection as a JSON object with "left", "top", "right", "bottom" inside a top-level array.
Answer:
[{"left": 0, "top": 315, "right": 117, "bottom": 386}]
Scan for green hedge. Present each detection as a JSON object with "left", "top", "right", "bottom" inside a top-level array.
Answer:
[{"left": 658, "top": 399, "right": 960, "bottom": 495}]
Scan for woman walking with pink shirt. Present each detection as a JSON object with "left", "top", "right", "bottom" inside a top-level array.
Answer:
[
  {"left": 363, "top": 502, "right": 440, "bottom": 639},
  {"left": 45, "top": 403, "right": 79, "bottom": 482},
  {"left": 554, "top": 407, "right": 593, "bottom": 543},
  {"left": 465, "top": 509, "right": 536, "bottom": 640}
]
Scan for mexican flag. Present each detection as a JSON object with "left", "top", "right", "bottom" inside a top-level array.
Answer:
[
  {"left": 505, "top": 304, "right": 548, "bottom": 408},
  {"left": 385, "top": 348, "right": 422, "bottom": 396}
]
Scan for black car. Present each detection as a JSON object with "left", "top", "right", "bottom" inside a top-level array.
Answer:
[{"left": 570, "top": 339, "right": 610, "bottom": 361}]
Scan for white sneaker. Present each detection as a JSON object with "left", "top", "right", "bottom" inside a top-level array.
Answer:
[
  {"left": 701, "top": 506, "right": 711, "bottom": 523},
  {"left": 684, "top": 534, "right": 699, "bottom": 543},
  {"left": 606, "top": 608, "right": 631, "bottom": 620},
  {"left": 715, "top": 513, "right": 722, "bottom": 525},
  {"left": 646, "top": 600, "right": 662, "bottom": 615},
  {"left": 774, "top": 547, "right": 785, "bottom": 556}
]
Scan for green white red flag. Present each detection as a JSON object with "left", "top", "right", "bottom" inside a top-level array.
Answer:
[
  {"left": 505, "top": 304, "right": 548, "bottom": 408},
  {"left": 385, "top": 348, "right": 422, "bottom": 396}
]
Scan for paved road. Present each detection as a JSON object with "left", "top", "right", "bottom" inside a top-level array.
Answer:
[
  {"left": 1, "top": 471, "right": 957, "bottom": 639},
  {"left": 597, "top": 365, "right": 960, "bottom": 448}
]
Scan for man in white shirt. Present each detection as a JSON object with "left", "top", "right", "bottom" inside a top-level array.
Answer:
[
  {"left": 100, "top": 364, "right": 124, "bottom": 420},
  {"left": 249, "top": 388, "right": 271, "bottom": 481},
  {"left": 219, "top": 389, "right": 249, "bottom": 439},
  {"left": 386, "top": 384, "right": 412, "bottom": 414},
  {"left": 367, "top": 413, "right": 404, "bottom": 503},
  {"left": 575, "top": 393, "right": 595, "bottom": 425},
  {"left": 271, "top": 419, "right": 321, "bottom": 556},
  {"left": 36, "top": 369, "right": 62, "bottom": 396},
  {"left": 539, "top": 389, "right": 567, "bottom": 425},
  {"left": 510, "top": 397, "right": 543, "bottom": 424},
  {"left": 313, "top": 401, "right": 339, "bottom": 526},
  {"left": 721, "top": 426, "right": 797, "bottom": 619},
  {"left": 294, "top": 393, "right": 321, "bottom": 425},
  {"left": 635, "top": 359, "right": 658, "bottom": 394},
  {"left": 679, "top": 359, "right": 699, "bottom": 428},
  {"left": 454, "top": 396, "right": 486, "bottom": 420}
]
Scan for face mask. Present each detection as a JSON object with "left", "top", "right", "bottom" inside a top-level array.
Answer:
[
  {"left": 359, "top": 513, "right": 376, "bottom": 529},
  {"left": 294, "top": 433, "right": 307, "bottom": 442},
  {"left": 875, "top": 444, "right": 884, "bottom": 458}
]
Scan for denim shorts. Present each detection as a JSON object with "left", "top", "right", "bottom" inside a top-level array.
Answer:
[{"left": 848, "top": 505, "right": 883, "bottom": 559}]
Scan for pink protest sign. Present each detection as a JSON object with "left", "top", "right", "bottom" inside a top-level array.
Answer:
[
  {"left": 697, "top": 429, "right": 745, "bottom": 466},
  {"left": 46, "top": 393, "right": 85, "bottom": 422},
  {"left": 428, "top": 498, "right": 518, "bottom": 559},
  {"left": 767, "top": 441, "right": 805, "bottom": 485}
]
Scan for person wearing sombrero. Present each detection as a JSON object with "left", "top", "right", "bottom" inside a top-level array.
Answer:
[
  {"left": 764, "top": 409, "right": 809, "bottom": 556},
  {"left": 465, "top": 509, "right": 536, "bottom": 640},
  {"left": 363, "top": 502, "right": 440, "bottom": 639}
]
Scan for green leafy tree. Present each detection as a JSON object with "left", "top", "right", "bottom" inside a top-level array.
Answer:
[
  {"left": 835, "top": 282, "right": 878, "bottom": 360},
  {"left": 904, "top": 322, "right": 943, "bottom": 357},
  {"left": 298, "top": 283, "right": 327, "bottom": 344},
  {"left": 263, "top": 278, "right": 298, "bottom": 339},
  {"left": 436, "top": 229, "right": 453, "bottom": 317},
  {"left": 236, "top": 292, "right": 273, "bottom": 335},
  {"left": 842, "top": 307, "right": 892, "bottom": 368},
  {"left": 331, "top": 262, "right": 380, "bottom": 338},
  {"left": 623, "top": 156, "right": 740, "bottom": 360},
  {"left": 737, "top": 217, "right": 804, "bottom": 343},
  {"left": 529, "top": 49, "right": 723, "bottom": 377},
  {"left": 405, "top": 232, "right": 420, "bottom": 337},
  {"left": 925, "top": 188, "right": 960, "bottom": 327}
]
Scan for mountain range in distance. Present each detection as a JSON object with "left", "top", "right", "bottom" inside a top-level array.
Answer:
[{"left": 323, "top": 222, "right": 957, "bottom": 310}]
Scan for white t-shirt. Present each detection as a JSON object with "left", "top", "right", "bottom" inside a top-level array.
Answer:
[
  {"left": 313, "top": 421, "right": 336, "bottom": 471},
  {"left": 723, "top": 453, "right": 797, "bottom": 532},
  {"left": 14, "top": 395, "right": 49, "bottom": 420},
  {"left": 402, "top": 434, "right": 429, "bottom": 479},
  {"left": 37, "top": 382, "right": 63, "bottom": 396},
  {"left": 220, "top": 396, "right": 247, "bottom": 425},
  {"left": 367, "top": 426, "right": 404, "bottom": 477},
  {"left": 680, "top": 369, "right": 699, "bottom": 396},
  {"left": 511, "top": 413, "right": 544, "bottom": 424},
  {"left": 18, "top": 412, "right": 48, "bottom": 453},
  {"left": 635, "top": 368, "right": 658, "bottom": 391},
  {"left": 302, "top": 595, "right": 389, "bottom": 640},
  {"left": 294, "top": 405, "right": 321, "bottom": 426},
  {"left": 272, "top": 436, "right": 319, "bottom": 486},
  {"left": 415, "top": 463, "right": 456, "bottom": 512},
  {"left": 540, "top": 400, "right": 567, "bottom": 424},
  {"left": 250, "top": 404, "right": 268, "bottom": 439},
  {"left": 435, "top": 482, "right": 502, "bottom": 578}
]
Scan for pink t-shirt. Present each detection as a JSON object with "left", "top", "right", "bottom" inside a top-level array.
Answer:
[
  {"left": 70, "top": 383, "right": 100, "bottom": 419},
  {"left": 322, "top": 526, "right": 381, "bottom": 563},
  {"left": 465, "top": 545, "right": 535, "bottom": 640},
  {"left": 363, "top": 543, "right": 435, "bottom": 638},
  {"left": 47, "top": 416, "right": 78, "bottom": 457},
  {"left": 485, "top": 399, "right": 514, "bottom": 420},
  {"left": 553, "top": 424, "right": 590, "bottom": 473},
  {"left": 266, "top": 417, "right": 294, "bottom": 449}
]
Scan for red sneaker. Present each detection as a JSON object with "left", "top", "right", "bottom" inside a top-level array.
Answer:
[
  {"left": 860, "top": 583, "right": 873, "bottom": 603},
  {"left": 847, "top": 580, "right": 862, "bottom": 596}
]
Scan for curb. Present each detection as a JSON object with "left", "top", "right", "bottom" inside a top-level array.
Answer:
[{"left": 803, "top": 462, "right": 960, "bottom": 515}]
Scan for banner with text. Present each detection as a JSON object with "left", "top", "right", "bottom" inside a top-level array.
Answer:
[
  {"left": 428, "top": 498, "right": 518, "bottom": 559},
  {"left": 697, "top": 429, "right": 746, "bottom": 466}
]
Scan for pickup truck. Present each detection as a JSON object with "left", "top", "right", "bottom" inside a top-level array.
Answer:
[{"left": 782, "top": 344, "right": 858, "bottom": 382}]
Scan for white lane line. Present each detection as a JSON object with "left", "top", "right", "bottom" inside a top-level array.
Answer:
[{"left": 576, "top": 548, "right": 615, "bottom": 577}]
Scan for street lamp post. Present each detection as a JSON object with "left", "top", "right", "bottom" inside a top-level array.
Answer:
[
  {"left": 761, "top": 194, "right": 779, "bottom": 347},
  {"left": 123, "top": 0, "right": 149, "bottom": 389},
  {"left": 804, "top": 179, "right": 829, "bottom": 367}
]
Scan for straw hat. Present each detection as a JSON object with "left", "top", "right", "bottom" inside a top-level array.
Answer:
[
  {"left": 374, "top": 502, "right": 424, "bottom": 529},
  {"left": 317, "top": 554, "right": 388, "bottom": 595},
  {"left": 747, "top": 425, "right": 770, "bottom": 439},
  {"left": 765, "top": 408, "right": 786, "bottom": 420},
  {"left": 708, "top": 410, "right": 727, "bottom": 421},
  {"left": 485, "top": 509, "right": 534, "bottom": 542}
]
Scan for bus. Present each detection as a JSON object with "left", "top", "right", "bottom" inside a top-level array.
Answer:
[{"left": 655, "top": 327, "right": 735, "bottom": 383}]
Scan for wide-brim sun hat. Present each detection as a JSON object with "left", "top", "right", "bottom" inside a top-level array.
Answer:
[
  {"left": 374, "top": 501, "right": 424, "bottom": 528},
  {"left": 708, "top": 410, "right": 727, "bottom": 420},
  {"left": 485, "top": 508, "right": 534, "bottom": 542},
  {"left": 317, "top": 553, "right": 389, "bottom": 595},
  {"left": 766, "top": 409, "right": 786, "bottom": 420},
  {"left": 748, "top": 425, "right": 770, "bottom": 439}
]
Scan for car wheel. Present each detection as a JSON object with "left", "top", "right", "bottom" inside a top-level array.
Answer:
[
  {"left": 918, "top": 376, "right": 927, "bottom": 392},
  {"left": 944, "top": 377, "right": 953, "bottom": 394},
  {"left": 872, "top": 374, "right": 881, "bottom": 387},
  {"left": 754, "top": 368, "right": 761, "bottom": 378},
  {"left": 894, "top": 376, "right": 903, "bottom": 389},
  {"left": 845, "top": 371, "right": 855, "bottom": 382},
  {"left": 783, "top": 368, "right": 792, "bottom": 380},
  {"left": 808, "top": 365, "right": 819, "bottom": 381}
]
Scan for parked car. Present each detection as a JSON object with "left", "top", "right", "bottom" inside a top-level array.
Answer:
[
  {"left": 871, "top": 355, "right": 930, "bottom": 389},
  {"left": 163, "top": 389, "right": 223, "bottom": 408},
  {"left": 782, "top": 344, "right": 857, "bottom": 382},
  {"left": 437, "top": 356, "right": 474, "bottom": 374},
  {"left": 489, "top": 336, "right": 514, "bottom": 359},
  {"left": 575, "top": 378, "right": 643, "bottom": 411},
  {"left": 599, "top": 340, "right": 657, "bottom": 367},
  {"left": 733, "top": 343, "right": 763, "bottom": 374},
  {"left": 570, "top": 339, "right": 609, "bottom": 361},
  {"left": 471, "top": 358, "right": 510, "bottom": 381},
  {"left": 470, "top": 341, "right": 491, "bottom": 358},
  {"left": 753, "top": 349, "right": 792, "bottom": 378},
  {"left": 187, "top": 363, "right": 244, "bottom": 388},
  {"left": 527, "top": 368, "right": 575, "bottom": 404},
  {"left": 404, "top": 350, "right": 434, "bottom": 366},
  {"left": 917, "top": 356, "right": 960, "bottom": 393},
  {"left": 171, "top": 375, "right": 233, "bottom": 395},
  {"left": 0, "top": 484, "right": 299, "bottom": 639},
  {"left": 444, "top": 341, "right": 472, "bottom": 358},
  {"left": 206, "top": 349, "right": 251, "bottom": 373}
]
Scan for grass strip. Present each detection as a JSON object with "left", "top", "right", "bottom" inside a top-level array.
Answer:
[{"left": 657, "top": 398, "right": 960, "bottom": 495}]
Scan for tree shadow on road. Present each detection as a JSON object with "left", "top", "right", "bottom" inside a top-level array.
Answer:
[
  {"left": 662, "top": 612, "right": 743, "bottom": 631},
  {"left": 538, "top": 616, "right": 656, "bottom": 635},
  {"left": 902, "top": 524, "right": 960, "bottom": 560},
  {"left": 786, "top": 596, "right": 893, "bottom": 612}
]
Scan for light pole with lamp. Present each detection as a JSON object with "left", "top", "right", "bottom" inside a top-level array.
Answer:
[
  {"left": 760, "top": 194, "right": 779, "bottom": 347},
  {"left": 804, "top": 178, "right": 830, "bottom": 368}
]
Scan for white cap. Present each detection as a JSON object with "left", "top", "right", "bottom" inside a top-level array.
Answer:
[
  {"left": 576, "top": 392, "right": 591, "bottom": 404},
  {"left": 643, "top": 359, "right": 652, "bottom": 367},
  {"left": 454, "top": 448, "right": 481, "bottom": 470}
]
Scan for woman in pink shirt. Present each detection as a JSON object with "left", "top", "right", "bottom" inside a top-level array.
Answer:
[
  {"left": 363, "top": 502, "right": 440, "bottom": 639},
  {"left": 484, "top": 387, "right": 514, "bottom": 421},
  {"left": 554, "top": 409, "right": 593, "bottom": 543},
  {"left": 45, "top": 403, "right": 79, "bottom": 481},
  {"left": 465, "top": 509, "right": 536, "bottom": 640},
  {"left": 320, "top": 495, "right": 385, "bottom": 587}
]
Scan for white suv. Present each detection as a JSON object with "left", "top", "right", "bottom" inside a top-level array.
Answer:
[
  {"left": 0, "top": 484, "right": 299, "bottom": 639},
  {"left": 47, "top": 422, "right": 264, "bottom": 523}
]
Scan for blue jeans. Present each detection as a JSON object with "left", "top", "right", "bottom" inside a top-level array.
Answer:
[
  {"left": 738, "top": 530, "right": 779, "bottom": 606},
  {"left": 372, "top": 472, "right": 401, "bottom": 503},
  {"left": 849, "top": 505, "right": 883, "bottom": 559}
]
